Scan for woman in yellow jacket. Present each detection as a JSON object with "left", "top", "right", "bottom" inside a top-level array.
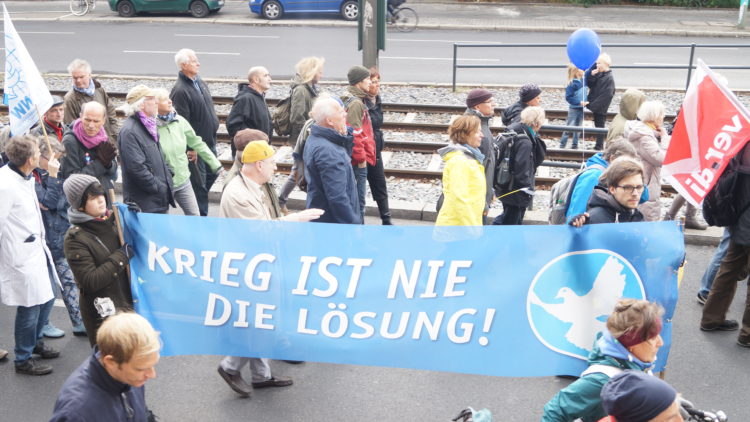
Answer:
[{"left": 436, "top": 115, "right": 487, "bottom": 226}]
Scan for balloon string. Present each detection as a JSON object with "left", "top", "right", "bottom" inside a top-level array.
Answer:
[{"left": 581, "top": 72, "right": 586, "bottom": 169}]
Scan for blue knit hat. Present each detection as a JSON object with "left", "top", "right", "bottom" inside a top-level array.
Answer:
[{"left": 601, "top": 371, "right": 677, "bottom": 422}]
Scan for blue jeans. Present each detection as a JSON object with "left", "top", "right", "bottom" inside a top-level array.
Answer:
[
  {"left": 559, "top": 107, "right": 583, "bottom": 149},
  {"left": 15, "top": 298, "right": 55, "bottom": 365},
  {"left": 699, "top": 228, "right": 735, "bottom": 296},
  {"left": 353, "top": 164, "right": 368, "bottom": 224}
]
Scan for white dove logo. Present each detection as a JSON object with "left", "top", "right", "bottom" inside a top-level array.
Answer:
[{"left": 527, "top": 250, "right": 645, "bottom": 360}]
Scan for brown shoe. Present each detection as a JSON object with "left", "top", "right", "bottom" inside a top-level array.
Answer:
[
  {"left": 217, "top": 366, "right": 252, "bottom": 397},
  {"left": 252, "top": 376, "right": 293, "bottom": 389},
  {"left": 700, "top": 319, "right": 739, "bottom": 331}
]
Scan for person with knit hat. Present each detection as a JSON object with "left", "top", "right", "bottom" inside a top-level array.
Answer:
[
  {"left": 118, "top": 85, "right": 175, "bottom": 214},
  {"left": 464, "top": 88, "right": 497, "bottom": 222},
  {"left": 63, "top": 174, "right": 134, "bottom": 347},
  {"left": 342, "top": 65, "right": 376, "bottom": 223},
  {"left": 542, "top": 299, "right": 665, "bottom": 422},
  {"left": 501, "top": 82, "right": 543, "bottom": 126},
  {"left": 599, "top": 371, "right": 683, "bottom": 422},
  {"left": 217, "top": 140, "right": 321, "bottom": 398}
]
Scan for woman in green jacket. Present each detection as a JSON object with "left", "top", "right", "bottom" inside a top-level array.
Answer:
[
  {"left": 541, "top": 298, "right": 665, "bottom": 422},
  {"left": 154, "top": 88, "right": 222, "bottom": 216}
]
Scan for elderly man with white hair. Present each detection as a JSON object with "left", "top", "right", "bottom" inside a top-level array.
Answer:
[
  {"left": 170, "top": 48, "right": 220, "bottom": 216},
  {"left": 226, "top": 66, "right": 273, "bottom": 157},
  {"left": 63, "top": 59, "right": 119, "bottom": 141},
  {"left": 118, "top": 85, "right": 175, "bottom": 214},
  {"left": 303, "top": 95, "right": 360, "bottom": 224}
]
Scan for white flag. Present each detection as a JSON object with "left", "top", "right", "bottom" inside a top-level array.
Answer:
[{"left": 3, "top": 3, "right": 53, "bottom": 135}]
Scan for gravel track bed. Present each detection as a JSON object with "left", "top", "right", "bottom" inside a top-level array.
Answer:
[{"left": 387, "top": 151, "right": 433, "bottom": 170}]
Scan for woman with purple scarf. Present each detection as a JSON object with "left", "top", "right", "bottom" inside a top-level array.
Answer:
[
  {"left": 60, "top": 101, "right": 119, "bottom": 197},
  {"left": 117, "top": 85, "right": 175, "bottom": 214}
]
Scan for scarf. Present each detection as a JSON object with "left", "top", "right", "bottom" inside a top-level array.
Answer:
[
  {"left": 72, "top": 119, "right": 108, "bottom": 150},
  {"left": 157, "top": 110, "right": 177, "bottom": 124},
  {"left": 138, "top": 112, "right": 159, "bottom": 142},
  {"left": 464, "top": 144, "right": 485, "bottom": 164},
  {"left": 73, "top": 79, "right": 96, "bottom": 97},
  {"left": 44, "top": 118, "right": 64, "bottom": 141}
]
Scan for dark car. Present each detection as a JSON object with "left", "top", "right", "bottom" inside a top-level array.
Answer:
[{"left": 109, "top": 0, "right": 224, "bottom": 18}]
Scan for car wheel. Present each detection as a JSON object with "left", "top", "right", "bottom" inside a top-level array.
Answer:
[
  {"left": 262, "top": 0, "right": 283, "bottom": 19},
  {"left": 189, "top": 0, "right": 210, "bottom": 18},
  {"left": 116, "top": 0, "right": 136, "bottom": 17},
  {"left": 340, "top": 0, "right": 358, "bottom": 20}
]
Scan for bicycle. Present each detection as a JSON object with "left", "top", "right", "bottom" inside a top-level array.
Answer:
[
  {"left": 387, "top": 0, "right": 418, "bottom": 33},
  {"left": 70, "top": 0, "right": 96, "bottom": 16},
  {"left": 681, "top": 399, "right": 728, "bottom": 422}
]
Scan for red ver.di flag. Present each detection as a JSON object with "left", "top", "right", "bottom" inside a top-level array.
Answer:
[{"left": 662, "top": 59, "right": 750, "bottom": 207}]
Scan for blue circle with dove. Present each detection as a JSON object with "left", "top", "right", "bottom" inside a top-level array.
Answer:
[{"left": 527, "top": 249, "right": 645, "bottom": 360}]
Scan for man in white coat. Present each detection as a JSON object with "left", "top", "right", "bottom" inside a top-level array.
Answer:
[{"left": 0, "top": 135, "right": 62, "bottom": 376}]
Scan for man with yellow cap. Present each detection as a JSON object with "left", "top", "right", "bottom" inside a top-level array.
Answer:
[{"left": 217, "top": 140, "right": 322, "bottom": 397}]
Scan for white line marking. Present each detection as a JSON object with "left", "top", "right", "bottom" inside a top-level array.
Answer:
[
  {"left": 634, "top": 62, "right": 688, "bottom": 66},
  {"left": 0, "top": 31, "right": 75, "bottom": 34},
  {"left": 123, "top": 50, "right": 241, "bottom": 55},
  {"left": 702, "top": 47, "right": 739, "bottom": 51},
  {"left": 387, "top": 39, "right": 502, "bottom": 44},
  {"left": 381, "top": 56, "right": 499, "bottom": 62},
  {"left": 175, "top": 33, "right": 279, "bottom": 39}
]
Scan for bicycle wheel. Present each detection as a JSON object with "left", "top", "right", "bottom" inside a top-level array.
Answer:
[
  {"left": 69, "top": 0, "right": 89, "bottom": 15},
  {"left": 393, "top": 7, "right": 418, "bottom": 32}
]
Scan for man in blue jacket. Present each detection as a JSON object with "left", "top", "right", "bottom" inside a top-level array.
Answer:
[
  {"left": 304, "top": 95, "right": 360, "bottom": 224},
  {"left": 51, "top": 312, "right": 160, "bottom": 421}
]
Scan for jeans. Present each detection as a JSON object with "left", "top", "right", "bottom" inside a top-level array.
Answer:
[
  {"left": 173, "top": 181, "right": 200, "bottom": 216},
  {"left": 353, "top": 165, "right": 368, "bottom": 224},
  {"left": 278, "top": 159, "right": 302, "bottom": 207},
  {"left": 559, "top": 107, "right": 584, "bottom": 149},
  {"left": 492, "top": 204, "right": 526, "bottom": 225},
  {"left": 699, "top": 228, "right": 732, "bottom": 296},
  {"left": 15, "top": 298, "right": 55, "bottom": 364},
  {"left": 593, "top": 112, "right": 607, "bottom": 150}
]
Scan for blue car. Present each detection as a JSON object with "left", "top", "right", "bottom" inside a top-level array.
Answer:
[{"left": 248, "top": 0, "right": 359, "bottom": 20}]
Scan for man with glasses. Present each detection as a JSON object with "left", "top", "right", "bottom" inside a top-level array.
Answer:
[
  {"left": 464, "top": 88, "right": 497, "bottom": 223},
  {"left": 569, "top": 157, "right": 645, "bottom": 226}
]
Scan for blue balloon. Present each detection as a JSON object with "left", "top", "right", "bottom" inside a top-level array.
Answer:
[{"left": 567, "top": 29, "right": 602, "bottom": 70}]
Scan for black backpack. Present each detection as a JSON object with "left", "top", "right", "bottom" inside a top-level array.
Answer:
[
  {"left": 492, "top": 130, "right": 524, "bottom": 194},
  {"left": 702, "top": 151, "right": 750, "bottom": 227}
]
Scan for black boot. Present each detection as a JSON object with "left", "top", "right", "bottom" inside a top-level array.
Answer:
[{"left": 376, "top": 198, "right": 393, "bottom": 225}]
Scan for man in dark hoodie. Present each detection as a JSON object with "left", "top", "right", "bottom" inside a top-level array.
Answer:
[
  {"left": 226, "top": 66, "right": 273, "bottom": 158},
  {"left": 464, "top": 88, "right": 497, "bottom": 223},
  {"left": 501, "top": 83, "right": 542, "bottom": 127},
  {"left": 586, "top": 53, "right": 616, "bottom": 151}
]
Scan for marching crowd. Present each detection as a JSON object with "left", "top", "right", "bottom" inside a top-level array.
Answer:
[{"left": 0, "top": 47, "right": 748, "bottom": 421}]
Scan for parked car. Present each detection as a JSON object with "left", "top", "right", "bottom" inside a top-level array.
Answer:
[
  {"left": 109, "top": 0, "right": 224, "bottom": 18},
  {"left": 248, "top": 0, "right": 359, "bottom": 21}
]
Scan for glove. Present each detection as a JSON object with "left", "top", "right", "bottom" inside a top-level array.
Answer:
[
  {"left": 119, "top": 243, "right": 134, "bottom": 259},
  {"left": 125, "top": 202, "right": 142, "bottom": 213},
  {"left": 96, "top": 141, "right": 117, "bottom": 167}
]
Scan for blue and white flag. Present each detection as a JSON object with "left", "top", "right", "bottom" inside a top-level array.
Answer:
[
  {"left": 3, "top": 3, "right": 52, "bottom": 135},
  {"left": 118, "top": 206, "right": 685, "bottom": 377}
]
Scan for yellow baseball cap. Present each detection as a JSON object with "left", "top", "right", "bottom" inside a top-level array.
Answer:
[{"left": 241, "top": 140, "right": 275, "bottom": 164}]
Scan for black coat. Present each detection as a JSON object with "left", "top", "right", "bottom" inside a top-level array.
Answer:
[
  {"left": 367, "top": 95, "right": 384, "bottom": 155},
  {"left": 499, "top": 122, "right": 547, "bottom": 208},
  {"left": 118, "top": 116, "right": 174, "bottom": 213},
  {"left": 59, "top": 129, "right": 118, "bottom": 194},
  {"left": 501, "top": 100, "right": 525, "bottom": 126},
  {"left": 586, "top": 186, "right": 644, "bottom": 224},
  {"left": 170, "top": 72, "right": 219, "bottom": 148},
  {"left": 226, "top": 84, "right": 272, "bottom": 155},
  {"left": 732, "top": 144, "right": 750, "bottom": 245},
  {"left": 585, "top": 68, "right": 616, "bottom": 115}
]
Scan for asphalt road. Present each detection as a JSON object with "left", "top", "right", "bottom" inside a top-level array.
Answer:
[
  {"left": 6, "top": 19, "right": 750, "bottom": 89},
  {"left": 1, "top": 235, "right": 748, "bottom": 421}
]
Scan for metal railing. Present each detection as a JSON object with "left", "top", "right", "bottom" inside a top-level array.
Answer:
[{"left": 451, "top": 43, "right": 750, "bottom": 91}]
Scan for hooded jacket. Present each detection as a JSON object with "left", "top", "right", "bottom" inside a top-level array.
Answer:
[
  {"left": 625, "top": 120, "right": 666, "bottom": 222},
  {"left": 156, "top": 113, "right": 221, "bottom": 188},
  {"left": 565, "top": 78, "right": 585, "bottom": 110},
  {"left": 435, "top": 143, "right": 486, "bottom": 226},
  {"left": 606, "top": 89, "right": 646, "bottom": 143},
  {"left": 585, "top": 68, "right": 616, "bottom": 115},
  {"left": 565, "top": 153, "right": 609, "bottom": 222},
  {"left": 342, "top": 85, "right": 377, "bottom": 166},
  {"left": 501, "top": 100, "right": 525, "bottom": 127},
  {"left": 465, "top": 108, "right": 497, "bottom": 210},
  {"left": 289, "top": 75, "right": 318, "bottom": 146},
  {"left": 586, "top": 186, "right": 645, "bottom": 224},
  {"left": 731, "top": 144, "right": 750, "bottom": 245},
  {"left": 170, "top": 72, "right": 220, "bottom": 149},
  {"left": 63, "top": 78, "right": 120, "bottom": 142},
  {"left": 226, "top": 83, "right": 273, "bottom": 144},
  {"left": 498, "top": 122, "right": 547, "bottom": 208},
  {"left": 541, "top": 331, "right": 654, "bottom": 422}
]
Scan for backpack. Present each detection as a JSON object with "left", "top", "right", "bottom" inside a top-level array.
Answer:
[
  {"left": 271, "top": 93, "right": 292, "bottom": 137},
  {"left": 293, "top": 118, "right": 316, "bottom": 192},
  {"left": 702, "top": 151, "right": 750, "bottom": 227},
  {"left": 548, "top": 163, "right": 606, "bottom": 225},
  {"left": 492, "top": 131, "right": 521, "bottom": 194}
]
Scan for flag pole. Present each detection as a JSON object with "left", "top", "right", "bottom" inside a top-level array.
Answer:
[
  {"left": 34, "top": 105, "right": 53, "bottom": 157},
  {"left": 108, "top": 188, "right": 131, "bottom": 281}
]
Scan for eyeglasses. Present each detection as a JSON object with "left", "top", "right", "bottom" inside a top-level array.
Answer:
[{"left": 616, "top": 185, "right": 645, "bottom": 194}]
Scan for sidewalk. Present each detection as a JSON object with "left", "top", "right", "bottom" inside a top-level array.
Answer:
[{"left": 7, "top": 0, "right": 750, "bottom": 38}]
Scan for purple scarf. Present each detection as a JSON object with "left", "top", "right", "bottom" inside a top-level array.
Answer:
[
  {"left": 72, "top": 119, "right": 108, "bottom": 150},
  {"left": 138, "top": 112, "right": 159, "bottom": 142}
]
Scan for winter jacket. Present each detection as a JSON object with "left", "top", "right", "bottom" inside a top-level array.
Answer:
[
  {"left": 435, "top": 144, "right": 486, "bottom": 226},
  {"left": 51, "top": 348, "right": 151, "bottom": 422},
  {"left": 498, "top": 122, "right": 547, "bottom": 208},
  {"left": 465, "top": 108, "right": 496, "bottom": 210},
  {"left": 63, "top": 79, "right": 120, "bottom": 142},
  {"left": 31, "top": 119, "right": 67, "bottom": 142},
  {"left": 565, "top": 78, "right": 586, "bottom": 109},
  {"left": 565, "top": 153, "right": 609, "bottom": 222},
  {"left": 303, "top": 124, "right": 360, "bottom": 224},
  {"left": 156, "top": 114, "right": 221, "bottom": 188},
  {"left": 342, "top": 85, "right": 377, "bottom": 166},
  {"left": 585, "top": 68, "right": 616, "bottom": 115},
  {"left": 60, "top": 128, "right": 118, "bottom": 194},
  {"left": 625, "top": 120, "right": 667, "bottom": 222},
  {"left": 606, "top": 89, "right": 645, "bottom": 144},
  {"left": 118, "top": 115, "right": 175, "bottom": 213},
  {"left": 731, "top": 143, "right": 750, "bottom": 246},
  {"left": 501, "top": 100, "right": 525, "bottom": 126},
  {"left": 222, "top": 157, "right": 283, "bottom": 215},
  {"left": 289, "top": 75, "right": 318, "bottom": 145},
  {"left": 541, "top": 331, "right": 654, "bottom": 422},
  {"left": 33, "top": 167, "right": 69, "bottom": 258},
  {"left": 367, "top": 94, "right": 385, "bottom": 155},
  {"left": 170, "top": 72, "right": 220, "bottom": 149},
  {"left": 0, "top": 164, "right": 58, "bottom": 307},
  {"left": 220, "top": 172, "right": 281, "bottom": 221},
  {"left": 226, "top": 84, "right": 272, "bottom": 144},
  {"left": 64, "top": 210, "right": 132, "bottom": 346},
  {"left": 586, "top": 186, "right": 645, "bottom": 224}
]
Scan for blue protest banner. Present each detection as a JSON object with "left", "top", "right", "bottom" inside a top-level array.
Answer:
[{"left": 118, "top": 206, "right": 684, "bottom": 377}]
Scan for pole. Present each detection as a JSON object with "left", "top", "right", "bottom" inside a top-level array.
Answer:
[
  {"left": 361, "top": 0, "right": 380, "bottom": 68},
  {"left": 33, "top": 105, "right": 52, "bottom": 158},
  {"left": 452, "top": 44, "right": 458, "bottom": 92},
  {"left": 108, "top": 189, "right": 131, "bottom": 281},
  {"left": 739, "top": 0, "right": 749, "bottom": 29},
  {"left": 685, "top": 43, "right": 696, "bottom": 92}
]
